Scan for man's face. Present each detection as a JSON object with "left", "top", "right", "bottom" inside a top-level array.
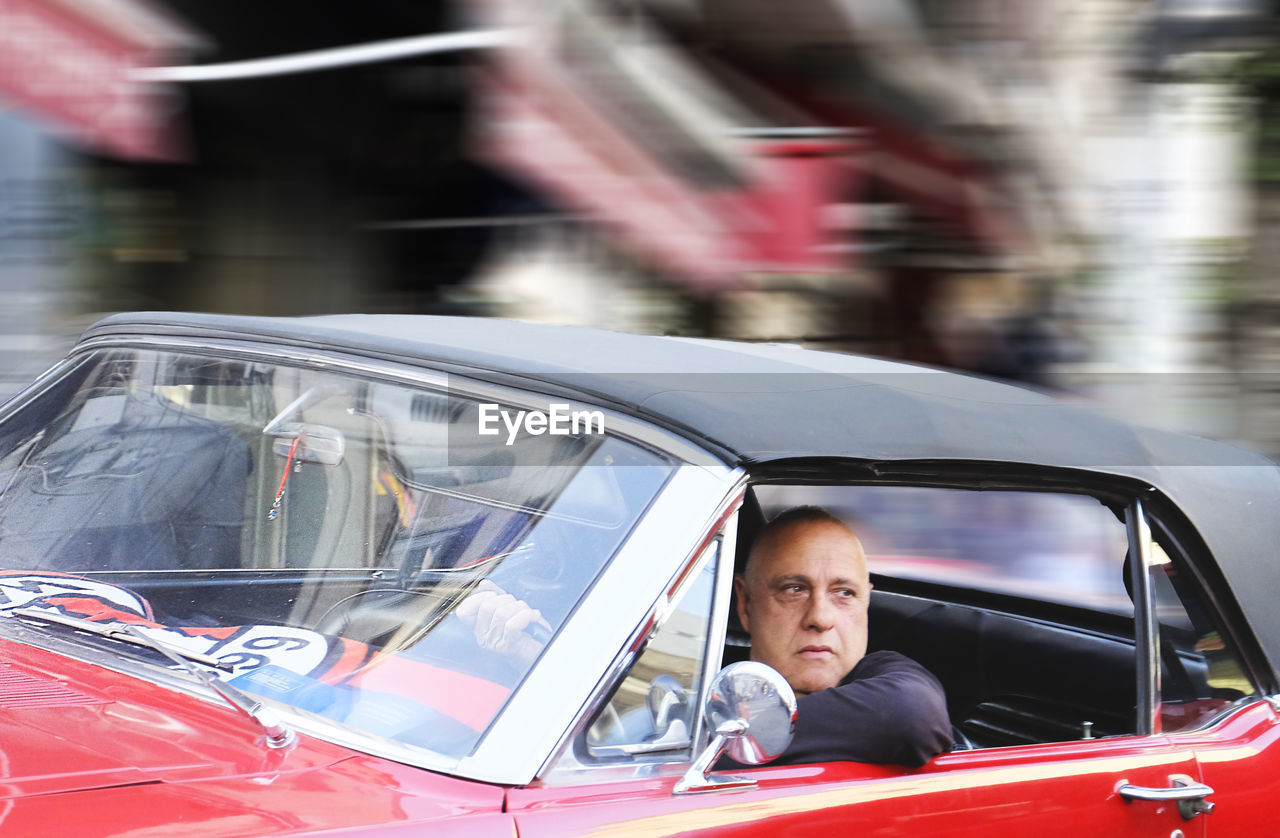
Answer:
[{"left": 734, "top": 520, "right": 870, "bottom": 696}]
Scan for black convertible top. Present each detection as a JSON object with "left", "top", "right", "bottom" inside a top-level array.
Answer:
[
  {"left": 77, "top": 312, "right": 1280, "bottom": 686},
  {"left": 77, "top": 311, "right": 1269, "bottom": 468}
]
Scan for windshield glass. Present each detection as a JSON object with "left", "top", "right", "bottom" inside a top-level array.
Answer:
[{"left": 0, "top": 348, "right": 673, "bottom": 760}]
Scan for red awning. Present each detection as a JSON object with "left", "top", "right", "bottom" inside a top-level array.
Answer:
[
  {"left": 0, "top": 0, "right": 198, "bottom": 160},
  {"left": 476, "top": 58, "right": 862, "bottom": 288}
]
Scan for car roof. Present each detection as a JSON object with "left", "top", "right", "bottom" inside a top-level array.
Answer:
[
  {"left": 77, "top": 312, "right": 1280, "bottom": 688},
  {"left": 77, "top": 311, "right": 1230, "bottom": 466}
]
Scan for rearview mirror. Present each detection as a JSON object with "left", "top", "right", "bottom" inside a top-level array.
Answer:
[
  {"left": 673, "top": 661, "right": 796, "bottom": 795},
  {"left": 268, "top": 423, "right": 345, "bottom": 466}
]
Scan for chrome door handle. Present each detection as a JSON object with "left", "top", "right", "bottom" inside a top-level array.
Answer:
[{"left": 1117, "top": 774, "right": 1215, "bottom": 820}]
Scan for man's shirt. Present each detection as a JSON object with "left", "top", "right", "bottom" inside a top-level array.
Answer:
[{"left": 723, "top": 650, "right": 952, "bottom": 769}]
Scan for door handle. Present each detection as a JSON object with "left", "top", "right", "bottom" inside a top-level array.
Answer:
[{"left": 1117, "top": 774, "right": 1215, "bottom": 820}]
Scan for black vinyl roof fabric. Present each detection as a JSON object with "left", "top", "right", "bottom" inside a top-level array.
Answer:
[
  {"left": 77, "top": 312, "right": 1280, "bottom": 686},
  {"left": 79, "top": 311, "right": 1251, "bottom": 469}
]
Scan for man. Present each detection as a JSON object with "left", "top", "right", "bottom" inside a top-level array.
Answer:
[{"left": 732, "top": 505, "right": 952, "bottom": 767}]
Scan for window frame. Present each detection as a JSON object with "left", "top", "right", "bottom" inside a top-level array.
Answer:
[
  {"left": 539, "top": 502, "right": 743, "bottom": 785},
  {"left": 732, "top": 471, "right": 1268, "bottom": 754}
]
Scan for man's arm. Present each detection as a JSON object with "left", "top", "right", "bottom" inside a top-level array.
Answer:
[{"left": 775, "top": 650, "right": 952, "bottom": 767}]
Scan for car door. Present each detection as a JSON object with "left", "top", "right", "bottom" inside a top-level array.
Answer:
[
  {"left": 1130, "top": 500, "right": 1280, "bottom": 837},
  {"left": 508, "top": 487, "right": 1246, "bottom": 837},
  {"left": 510, "top": 745, "right": 1203, "bottom": 838}
]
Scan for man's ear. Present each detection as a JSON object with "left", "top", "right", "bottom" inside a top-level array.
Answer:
[{"left": 733, "top": 575, "right": 751, "bottom": 634}]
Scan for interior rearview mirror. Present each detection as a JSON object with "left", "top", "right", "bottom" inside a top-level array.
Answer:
[{"left": 268, "top": 423, "right": 345, "bottom": 466}]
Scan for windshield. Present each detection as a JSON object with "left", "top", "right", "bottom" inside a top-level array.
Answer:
[{"left": 0, "top": 348, "right": 673, "bottom": 760}]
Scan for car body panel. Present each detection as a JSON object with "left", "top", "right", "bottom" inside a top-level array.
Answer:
[
  {"left": 1166, "top": 700, "right": 1280, "bottom": 835},
  {"left": 511, "top": 735, "right": 1208, "bottom": 838},
  {"left": 7, "top": 793, "right": 516, "bottom": 838},
  {"left": 0, "top": 640, "right": 508, "bottom": 837}
]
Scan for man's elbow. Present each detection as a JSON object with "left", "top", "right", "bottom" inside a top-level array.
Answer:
[{"left": 892, "top": 687, "right": 953, "bottom": 766}]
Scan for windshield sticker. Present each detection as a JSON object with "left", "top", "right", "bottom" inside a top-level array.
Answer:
[
  {"left": 0, "top": 571, "right": 154, "bottom": 620},
  {"left": 0, "top": 571, "right": 509, "bottom": 732}
]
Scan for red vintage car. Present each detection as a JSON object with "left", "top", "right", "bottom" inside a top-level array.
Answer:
[{"left": 0, "top": 311, "right": 1275, "bottom": 836}]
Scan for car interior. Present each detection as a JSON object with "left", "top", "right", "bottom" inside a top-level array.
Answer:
[{"left": 724, "top": 485, "right": 1256, "bottom": 752}]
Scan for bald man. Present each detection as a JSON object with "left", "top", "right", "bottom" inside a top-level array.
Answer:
[{"left": 733, "top": 506, "right": 952, "bottom": 767}]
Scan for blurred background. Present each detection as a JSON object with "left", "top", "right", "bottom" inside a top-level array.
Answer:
[{"left": 2, "top": 0, "right": 1278, "bottom": 456}]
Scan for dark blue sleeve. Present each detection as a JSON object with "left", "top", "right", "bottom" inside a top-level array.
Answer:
[{"left": 773, "top": 651, "right": 952, "bottom": 767}]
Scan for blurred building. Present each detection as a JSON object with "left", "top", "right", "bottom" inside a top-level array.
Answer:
[
  {"left": 0, "top": 0, "right": 202, "bottom": 397},
  {"left": 1, "top": 0, "right": 1276, "bottom": 455},
  {"left": 468, "top": 0, "right": 1064, "bottom": 365},
  {"left": 466, "top": 0, "right": 1266, "bottom": 441}
]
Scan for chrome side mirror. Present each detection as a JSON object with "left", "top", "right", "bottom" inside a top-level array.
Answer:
[{"left": 673, "top": 661, "right": 797, "bottom": 795}]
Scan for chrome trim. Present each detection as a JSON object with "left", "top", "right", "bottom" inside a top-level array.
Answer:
[
  {"left": 67, "top": 335, "right": 722, "bottom": 466},
  {"left": 1117, "top": 778, "right": 1215, "bottom": 802},
  {"left": 72, "top": 334, "right": 453, "bottom": 388},
  {"left": 543, "top": 621, "right": 647, "bottom": 776},
  {"left": 588, "top": 729, "right": 691, "bottom": 757},
  {"left": 1117, "top": 774, "right": 1216, "bottom": 820},
  {"left": 1126, "top": 498, "right": 1161, "bottom": 737},
  {"left": 673, "top": 722, "right": 754, "bottom": 794},
  {"left": 534, "top": 482, "right": 745, "bottom": 785},
  {"left": 699, "top": 506, "right": 741, "bottom": 748},
  {"left": 461, "top": 463, "right": 743, "bottom": 786},
  {"left": 0, "top": 355, "right": 90, "bottom": 421},
  {"left": 674, "top": 661, "right": 797, "bottom": 794},
  {"left": 545, "top": 538, "right": 717, "bottom": 776}
]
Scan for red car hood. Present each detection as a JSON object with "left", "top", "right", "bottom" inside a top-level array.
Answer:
[{"left": 0, "top": 639, "right": 509, "bottom": 837}]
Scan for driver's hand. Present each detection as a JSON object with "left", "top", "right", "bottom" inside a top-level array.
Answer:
[{"left": 455, "top": 580, "right": 551, "bottom": 665}]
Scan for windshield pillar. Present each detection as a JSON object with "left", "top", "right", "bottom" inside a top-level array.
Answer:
[{"left": 1126, "top": 498, "right": 1161, "bottom": 737}]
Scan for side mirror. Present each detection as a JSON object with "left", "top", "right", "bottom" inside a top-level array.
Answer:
[{"left": 673, "top": 661, "right": 797, "bottom": 795}]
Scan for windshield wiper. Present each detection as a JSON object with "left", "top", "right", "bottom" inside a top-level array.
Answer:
[
  {"left": 8, "top": 607, "right": 296, "bottom": 749},
  {"left": 9, "top": 607, "right": 231, "bottom": 669}
]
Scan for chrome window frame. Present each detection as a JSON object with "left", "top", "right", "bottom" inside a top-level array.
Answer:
[
  {"left": 461, "top": 464, "right": 741, "bottom": 785},
  {"left": 532, "top": 492, "right": 744, "bottom": 786},
  {"left": 1130, "top": 498, "right": 1267, "bottom": 738},
  {"left": 59, "top": 335, "right": 725, "bottom": 468},
  {"left": 1127, "top": 498, "right": 1161, "bottom": 737}
]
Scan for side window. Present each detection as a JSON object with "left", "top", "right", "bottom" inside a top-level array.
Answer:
[
  {"left": 756, "top": 486, "right": 1132, "bottom": 612},
  {"left": 752, "top": 485, "right": 1138, "bottom": 749},
  {"left": 744, "top": 484, "right": 1261, "bottom": 752},
  {"left": 579, "top": 540, "right": 719, "bottom": 763},
  {"left": 1150, "top": 541, "right": 1258, "bottom": 732}
]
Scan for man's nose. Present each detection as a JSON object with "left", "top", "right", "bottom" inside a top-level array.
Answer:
[{"left": 803, "top": 594, "right": 835, "bottom": 631}]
